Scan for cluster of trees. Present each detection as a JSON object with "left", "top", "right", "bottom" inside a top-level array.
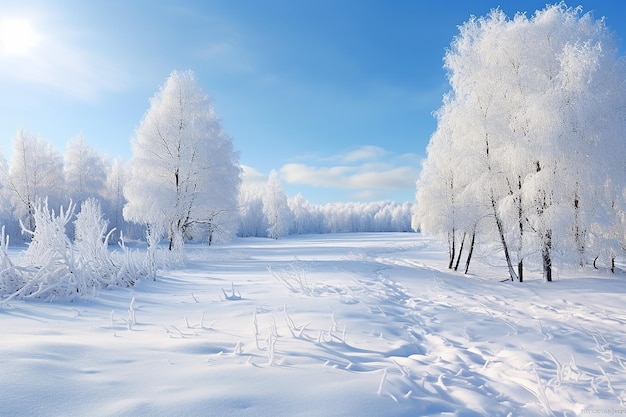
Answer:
[
  {"left": 0, "top": 70, "right": 242, "bottom": 249},
  {"left": 413, "top": 4, "right": 626, "bottom": 281},
  {"left": 0, "top": 70, "right": 413, "bottom": 250},
  {"left": 239, "top": 172, "right": 413, "bottom": 238},
  {"left": 0, "top": 131, "right": 130, "bottom": 241}
]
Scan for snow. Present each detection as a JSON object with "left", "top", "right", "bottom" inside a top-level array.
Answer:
[{"left": 1, "top": 232, "right": 625, "bottom": 416}]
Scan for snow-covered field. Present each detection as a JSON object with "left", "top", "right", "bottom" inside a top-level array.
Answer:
[{"left": 2, "top": 233, "right": 625, "bottom": 416}]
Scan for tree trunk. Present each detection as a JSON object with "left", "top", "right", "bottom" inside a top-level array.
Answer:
[
  {"left": 517, "top": 175, "right": 524, "bottom": 283},
  {"left": 448, "top": 228, "right": 456, "bottom": 269},
  {"left": 464, "top": 229, "right": 476, "bottom": 275},
  {"left": 542, "top": 229, "right": 552, "bottom": 282},
  {"left": 454, "top": 232, "right": 466, "bottom": 271},
  {"left": 611, "top": 256, "right": 615, "bottom": 274},
  {"left": 573, "top": 191, "right": 586, "bottom": 268},
  {"left": 491, "top": 195, "right": 518, "bottom": 281}
]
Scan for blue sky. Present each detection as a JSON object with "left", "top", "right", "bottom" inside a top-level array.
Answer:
[{"left": 0, "top": 0, "right": 625, "bottom": 204}]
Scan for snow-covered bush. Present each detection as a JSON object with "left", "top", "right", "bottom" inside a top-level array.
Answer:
[
  {"left": 0, "top": 199, "right": 152, "bottom": 301},
  {"left": 74, "top": 198, "right": 139, "bottom": 288},
  {"left": 8, "top": 199, "right": 82, "bottom": 300},
  {"left": 0, "top": 226, "right": 24, "bottom": 295}
]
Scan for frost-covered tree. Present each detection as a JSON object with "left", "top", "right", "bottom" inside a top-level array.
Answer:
[
  {"left": 124, "top": 70, "right": 241, "bottom": 250},
  {"left": 64, "top": 134, "right": 107, "bottom": 205},
  {"left": 414, "top": 109, "right": 475, "bottom": 271},
  {"left": 237, "top": 184, "right": 268, "bottom": 237},
  {"left": 416, "top": 3, "right": 626, "bottom": 281},
  {"left": 262, "top": 170, "right": 292, "bottom": 240},
  {"left": 4, "top": 130, "right": 65, "bottom": 232},
  {"left": 102, "top": 158, "right": 129, "bottom": 242},
  {"left": 288, "top": 193, "right": 323, "bottom": 234}
]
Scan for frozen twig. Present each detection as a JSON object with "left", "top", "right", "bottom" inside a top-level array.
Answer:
[
  {"left": 267, "top": 319, "right": 278, "bottom": 366},
  {"left": 377, "top": 368, "right": 388, "bottom": 395},
  {"left": 253, "top": 310, "right": 260, "bottom": 349},
  {"left": 128, "top": 296, "right": 136, "bottom": 328},
  {"left": 222, "top": 282, "right": 242, "bottom": 300}
]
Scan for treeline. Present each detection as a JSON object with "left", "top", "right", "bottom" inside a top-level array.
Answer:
[
  {"left": 0, "top": 134, "right": 413, "bottom": 245},
  {"left": 239, "top": 172, "right": 413, "bottom": 238},
  {"left": 0, "top": 131, "right": 132, "bottom": 242}
]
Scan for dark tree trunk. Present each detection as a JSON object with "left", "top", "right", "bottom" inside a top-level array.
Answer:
[
  {"left": 448, "top": 229, "right": 456, "bottom": 269},
  {"left": 542, "top": 229, "right": 552, "bottom": 282},
  {"left": 464, "top": 229, "right": 476, "bottom": 275},
  {"left": 454, "top": 232, "right": 466, "bottom": 271},
  {"left": 491, "top": 196, "right": 518, "bottom": 281},
  {"left": 517, "top": 175, "right": 524, "bottom": 283},
  {"left": 611, "top": 256, "right": 616, "bottom": 274}
]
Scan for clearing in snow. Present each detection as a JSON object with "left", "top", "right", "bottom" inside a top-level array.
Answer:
[{"left": 1, "top": 233, "right": 625, "bottom": 416}]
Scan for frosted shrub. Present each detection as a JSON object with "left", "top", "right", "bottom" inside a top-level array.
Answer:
[
  {"left": 22, "top": 200, "right": 74, "bottom": 267},
  {"left": 74, "top": 198, "right": 139, "bottom": 288},
  {"left": 1, "top": 199, "right": 152, "bottom": 301},
  {"left": 269, "top": 263, "right": 314, "bottom": 296},
  {"left": 0, "top": 226, "right": 25, "bottom": 295},
  {"left": 14, "top": 199, "right": 81, "bottom": 300}
]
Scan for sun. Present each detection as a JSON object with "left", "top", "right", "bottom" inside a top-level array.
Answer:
[{"left": 0, "top": 18, "right": 40, "bottom": 55}]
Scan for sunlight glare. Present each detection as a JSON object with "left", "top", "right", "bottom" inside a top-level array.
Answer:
[{"left": 0, "top": 18, "right": 40, "bottom": 55}]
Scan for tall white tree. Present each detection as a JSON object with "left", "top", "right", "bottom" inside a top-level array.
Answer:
[
  {"left": 262, "top": 170, "right": 292, "bottom": 239},
  {"left": 102, "top": 157, "right": 128, "bottom": 242},
  {"left": 4, "top": 130, "right": 65, "bottom": 232},
  {"left": 124, "top": 70, "right": 241, "bottom": 250},
  {"left": 237, "top": 183, "right": 268, "bottom": 237},
  {"left": 64, "top": 133, "right": 107, "bottom": 205}
]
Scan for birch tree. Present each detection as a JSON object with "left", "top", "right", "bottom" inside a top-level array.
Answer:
[{"left": 124, "top": 70, "right": 241, "bottom": 250}]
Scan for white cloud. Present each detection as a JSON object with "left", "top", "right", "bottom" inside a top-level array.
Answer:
[
  {"left": 279, "top": 147, "right": 420, "bottom": 194},
  {"left": 241, "top": 164, "right": 267, "bottom": 186},
  {"left": 280, "top": 164, "right": 351, "bottom": 188},
  {"left": 348, "top": 166, "right": 420, "bottom": 189},
  {"left": 342, "top": 145, "right": 387, "bottom": 163}
]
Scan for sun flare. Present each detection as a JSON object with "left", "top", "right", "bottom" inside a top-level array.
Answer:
[{"left": 0, "top": 17, "right": 40, "bottom": 55}]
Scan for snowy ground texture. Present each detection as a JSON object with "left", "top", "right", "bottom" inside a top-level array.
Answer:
[{"left": 2, "top": 233, "right": 626, "bottom": 417}]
